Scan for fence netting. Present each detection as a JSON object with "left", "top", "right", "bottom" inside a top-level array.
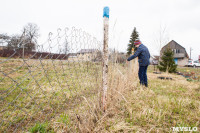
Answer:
[
  {"left": 0, "top": 27, "right": 131, "bottom": 132},
  {"left": 0, "top": 27, "right": 101, "bottom": 132}
]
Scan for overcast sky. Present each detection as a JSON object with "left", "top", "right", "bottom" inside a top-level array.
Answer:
[{"left": 0, "top": 0, "right": 200, "bottom": 60}]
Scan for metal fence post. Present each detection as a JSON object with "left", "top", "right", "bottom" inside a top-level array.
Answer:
[{"left": 102, "top": 6, "right": 109, "bottom": 111}]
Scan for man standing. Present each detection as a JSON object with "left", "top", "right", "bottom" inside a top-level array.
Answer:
[{"left": 127, "top": 40, "right": 150, "bottom": 87}]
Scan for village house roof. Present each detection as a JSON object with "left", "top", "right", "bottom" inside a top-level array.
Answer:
[
  {"left": 77, "top": 49, "right": 97, "bottom": 54},
  {"left": 161, "top": 40, "right": 189, "bottom": 58},
  {"left": 161, "top": 40, "right": 184, "bottom": 51},
  {"left": 68, "top": 53, "right": 77, "bottom": 57}
]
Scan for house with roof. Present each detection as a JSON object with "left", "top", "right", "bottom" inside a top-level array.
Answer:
[
  {"left": 67, "top": 53, "right": 78, "bottom": 61},
  {"left": 0, "top": 46, "right": 7, "bottom": 50},
  {"left": 160, "top": 40, "right": 189, "bottom": 66},
  {"left": 76, "top": 49, "right": 99, "bottom": 61}
]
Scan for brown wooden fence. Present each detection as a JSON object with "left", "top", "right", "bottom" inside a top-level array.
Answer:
[{"left": 0, "top": 49, "right": 69, "bottom": 60}]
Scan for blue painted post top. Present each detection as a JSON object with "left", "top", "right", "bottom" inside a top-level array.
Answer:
[{"left": 103, "top": 6, "right": 109, "bottom": 18}]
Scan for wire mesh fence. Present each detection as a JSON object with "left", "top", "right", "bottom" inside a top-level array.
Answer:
[
  {"left": 0, "top": 25, "right": 136, "bottom": 132},
  {"left": 0, "top": 27, "right": 108, "bottom": 132}
]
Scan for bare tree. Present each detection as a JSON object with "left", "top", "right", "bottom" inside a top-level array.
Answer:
[
  {"left": 0, "top": 23, "right": 39, "bottom": 51},
  {"left": 23, "top": 23, "right": 40, "bottom": 51},
  {"left": 0, "top": 33, "right": 10, "bottom": 40},
  {"left": 154, "top": 24, "right": 170, "bottom": 55}
]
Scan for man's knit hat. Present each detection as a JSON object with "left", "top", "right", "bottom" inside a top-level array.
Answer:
[{"left": 134, "top": 39, "right": 141, "bottom": 45}]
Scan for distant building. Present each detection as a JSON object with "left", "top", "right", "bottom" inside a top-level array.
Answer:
[
  {"left": 160, "top": 40, "right": 189, "bottom": 66},
  {"left": 77, "top": 49, "right": 99, "bottom": 61},
  {"left": 0, "top": 46, "right": 7, "bottom": 50},
  {"left": 68, "top": 53, "right": 78, "bottom": 61}
]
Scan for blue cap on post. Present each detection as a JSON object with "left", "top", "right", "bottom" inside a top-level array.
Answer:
[{"left": 103, "top": 6, "right": 109, "bottom": 18}]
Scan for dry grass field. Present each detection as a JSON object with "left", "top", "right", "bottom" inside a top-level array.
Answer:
[
  {"left": 0, "top": 59, "right": 200, "bottom": 132},
  {"left": 95, "top": 65, "right": 200, "bottom": 132},
  {"left": 0, "top": 59, "right": 102, "bottom": 132}
]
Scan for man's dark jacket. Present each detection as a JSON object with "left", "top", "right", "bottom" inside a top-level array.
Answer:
[{"left": 127, "top": 44, "right": 150, "bottom": 66}]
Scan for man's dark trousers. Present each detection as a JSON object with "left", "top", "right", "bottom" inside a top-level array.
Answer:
[{"left": 138, "top": 65, "right": 148, "bottom": 87}]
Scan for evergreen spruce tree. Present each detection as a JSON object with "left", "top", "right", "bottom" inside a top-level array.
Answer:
[
  {"left": 127, "top": 27, "right": 139, "bottom": 55},
  {"left": 158, "top": 48, "right": 177, "bottom": 73}
]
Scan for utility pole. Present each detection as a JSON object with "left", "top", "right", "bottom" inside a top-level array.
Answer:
[
  {"left": 23, "top": 44, "right": 24, "bottom": 59},
  {"left": 22, "top": 30, "right": 26, "bottom": 59},
  {"left": 190, "top": 47, "right": 193, "bottom": 60},
  {"left": 102, "top": 6, "right": 109, "bottom": 112}
]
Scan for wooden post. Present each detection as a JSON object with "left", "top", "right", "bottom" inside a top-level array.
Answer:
[
  {"left": 22, "top": 31, "right": 26, "bottom": 59},
  {"left": 102, "top": 6, "right": 109, "bottom": 111},
  {"left": 128, "top": 48, "right": 139, "bottom": 81}
]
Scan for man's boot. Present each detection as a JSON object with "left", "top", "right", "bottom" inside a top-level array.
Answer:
[{"left": 144, "top": 83, "right": 148, "bottom": 87}]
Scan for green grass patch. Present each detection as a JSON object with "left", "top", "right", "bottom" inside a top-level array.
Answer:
[
  {"left": 29, "top": 122, "right": 54, "bottom": 133},
  {"left": 57, "top": 113, "right": 71, "bottom": 126}
]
